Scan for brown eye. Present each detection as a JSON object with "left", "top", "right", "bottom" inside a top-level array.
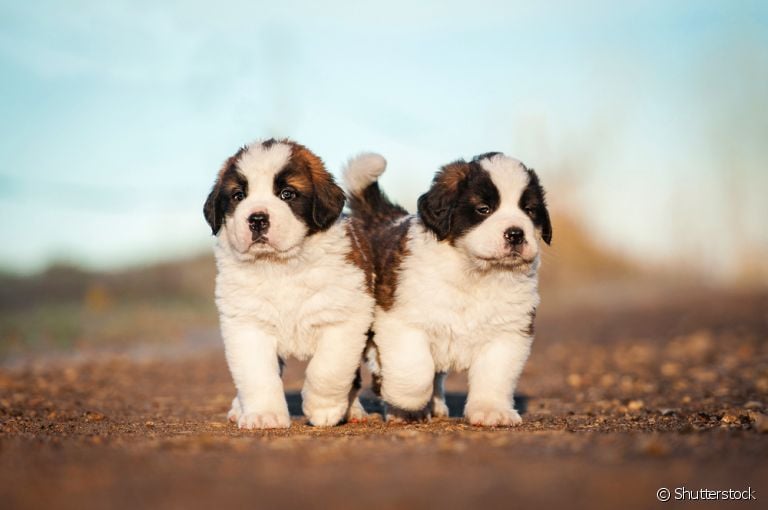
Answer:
[
  {"left": 279, "top": 188, "right": 296, "bottom": 201},
  {"left": 524, "top": 206, "right": 536, "bottom": 217},
  {"left": 476, "top": 205, "right": 491, "bottom": 215},
  {"left": 231, "top": 190, "right": 245, "bottom": 202}
]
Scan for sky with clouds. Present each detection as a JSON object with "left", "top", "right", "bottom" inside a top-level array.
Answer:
[{"left": 1, "top": 1, "right": 766, "bottom": 279}]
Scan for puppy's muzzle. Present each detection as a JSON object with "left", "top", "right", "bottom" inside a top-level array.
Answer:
[
  {"left": 248, "top": 212, "right": 270, "bottom": 241},
  {"left": 504, "top": 227, "right": 525, "bottom": 250}
]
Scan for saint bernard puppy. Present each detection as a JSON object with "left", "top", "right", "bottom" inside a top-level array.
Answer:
[
  {"left": 344, "top": 152, "right": 551, "bottom": 426},
  {"left": 204, "top": 138, "right": 375, "bottom": 429}
]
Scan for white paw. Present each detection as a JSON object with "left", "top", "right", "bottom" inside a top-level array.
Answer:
[
  {"left": 237, "top": 411, "right": 291, "bottom": 430},
  {"left": 306, "top": 403, "right": 347, "bottom": 427},
  {"left": 465, "top": 405, "right": 522, "bottom": 427},
  {"left": 346, "top": 399, "right": 369, "bottom": 423},
  {"left": 227, "top": 396, "right": 242, "bottom": 423},
  {"left": 431, "top": 398, "right": 450, "bottom": 418},
  {"left": 386, "top": 404, "right": 431, "bottom": 424}
]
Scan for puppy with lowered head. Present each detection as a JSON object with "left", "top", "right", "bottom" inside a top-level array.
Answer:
[
  {"left": 204, "top": 138, "right": 374, "bottom": 429},
  {"left": 344, "top": 152, "right": 551, "bottom": 426}
]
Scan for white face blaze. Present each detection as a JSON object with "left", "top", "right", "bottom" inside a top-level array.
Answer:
[
  {"left": 455, "top": 155, "right": 540, "bottom": 267},
  {"left": 221, "top": 142, "right": 309, "bottom": 258}
]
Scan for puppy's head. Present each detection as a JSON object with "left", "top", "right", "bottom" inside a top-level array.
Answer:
[
  {"left": 417, "top": 152, "right": 551, "bottom": 272},
  {"left": 204, "top": 139, "right": 345, "bottom": 260}
]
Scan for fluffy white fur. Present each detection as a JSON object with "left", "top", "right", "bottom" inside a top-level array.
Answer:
[
  {"left": 213, "top": 142, "right": 374, "bottom": 429},
  {"left": 342, "top": 152, "right": 387, "bottom": 195},
  {"left": 348, "top": 153, "right": 541, "bottom": 426}
]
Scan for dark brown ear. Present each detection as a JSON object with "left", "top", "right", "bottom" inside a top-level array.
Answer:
[
  {"left": 540, "top": 206, "right": 553, "bottom": 245},
  {"left": 311, "top": 175, "right": 345, "bottom": 230},
  {"left": 524, "top": 168, "right": 552, "bottom": 245},
  {"left": 417, "top": 160, "right": 471, "bottom": 240},
  {"left": 203, "top": 184, "right": 222, "bottom": 235},
  {"left": 203, "top": 148, "right": 245, "bottom": 235},
  {"left": 288, "top": 142, "right": 345, "bottom": 231}
]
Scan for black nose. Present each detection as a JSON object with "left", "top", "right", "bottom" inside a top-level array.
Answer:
[
  {"left": 504, "top": 227, "right": 525, "bottom": 246},
  {"left": 248, "top": 212, "right": 270, "bottom": 234}
]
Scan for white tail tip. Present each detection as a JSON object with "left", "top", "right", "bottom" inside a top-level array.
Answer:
[{"left": 343, "top": 152, "right": 387, "bottom": 194}]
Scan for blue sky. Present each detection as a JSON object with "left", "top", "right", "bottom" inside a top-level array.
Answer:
[{"left": 1, "top": 1, "right": 766, "bottom": 280}]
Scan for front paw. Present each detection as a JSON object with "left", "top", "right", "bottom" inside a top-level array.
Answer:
[
  {"left": 305, "top": 402, "right": 347, "bottom": 427},
  {"left": 238, "top": 411, "right": 291, "bottom": 430},
  {"left": 431, "top": 397, "right": 450, "bottom": 419},
  {"left": 465, "top": 404, "right": 522, "bottom": 427},
  {"left": 227, "top": 396, "right": 242, "bottom": 423}
]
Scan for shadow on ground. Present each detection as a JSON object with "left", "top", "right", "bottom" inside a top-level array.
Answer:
[{"left": 285, "top": 392, "right": 529, "bottom": 418}]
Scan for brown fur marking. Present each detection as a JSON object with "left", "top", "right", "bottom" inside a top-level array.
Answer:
[
  {"left": 523, "top": 307, "right": 537, "bottom": 336},
  {"left": 288, "top": 142, "right": 333, "bottom": 190},
  {"left": 346, "top": 182, "right": 409, "bottom": 230},
  {"left": 366, "top": 334, "right": 383, "bottom": 397},
  {"left": 371, "top": 217, "right": 413, "bottom": 310},
  {"left": 345, "top": 219, "right": 375, "bottom": 296},
  {"left": 437, "top": 160, "right": 472, "bottom": 192}
]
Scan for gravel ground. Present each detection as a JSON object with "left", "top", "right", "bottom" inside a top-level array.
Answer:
[{"left": 1, "top": 287, "right": 767, "bottom": 509}]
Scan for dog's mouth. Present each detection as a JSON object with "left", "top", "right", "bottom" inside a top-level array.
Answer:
[
  {"left": 246, "top": 235, "right": 274, "bottom": 252},
  {"left": 475, "top": 253, "right": 536, "bottom": 272},
  {"left": 477, "top": 252, "right": 530, "bottom": 263},
  {"left": 243, "top": 235, "right": 304, "bottom": 261}
]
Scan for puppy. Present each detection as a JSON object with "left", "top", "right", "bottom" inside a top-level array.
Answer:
[
  {"left": 204, "top": 138, "right": 374, "bottom": 429},
  {"left": 344, "top": 152, "right": 551, "bottom": 426}
]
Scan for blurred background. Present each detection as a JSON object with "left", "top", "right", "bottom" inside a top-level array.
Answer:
[{"left": 1, "top": 0, "right": 766, "bottom": 359}]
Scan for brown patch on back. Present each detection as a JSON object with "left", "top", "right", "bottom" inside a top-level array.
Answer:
[
  {"left": 371, "top": 217, "right": 413, "bottom": 310},
  {"left": 345, "top": 219, "right": 375, "bottom": 296},
  {"left": 347, "top": 182, "right": 409, "bottom": 229}
]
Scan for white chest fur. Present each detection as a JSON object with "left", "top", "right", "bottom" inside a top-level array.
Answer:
[
  {"left": 389, "top": 226, "right": 539, "bottom": 371},
  {"left": 214, "top": 222, "right": 372, "bottom": 360}
]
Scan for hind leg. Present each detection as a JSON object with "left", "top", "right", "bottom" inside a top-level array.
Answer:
[
  {"left": 346, "top": 367, "right": 368, "bottom": 423},
  {"left": 431, "top": 372, "right": 450, "bottom": 418},
  {"left": 385, "top": 372, "right": 447, "bottom": 423}
]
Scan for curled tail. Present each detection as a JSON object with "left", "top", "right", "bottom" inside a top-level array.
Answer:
[{"left": 343, "top": 153, "right": 408, "bottom": 226}]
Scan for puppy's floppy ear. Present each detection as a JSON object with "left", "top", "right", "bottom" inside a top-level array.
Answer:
[
  {"left": 526, "top": 168, "right": 552, "bottom": 245},
  {"left": 417, "top": 160, "right": 471, "bottom": 240},
  {"left": 203, "top": 148, "right": 245, "bottom": 236},
  {"left": 540, "top": 204, "right": 552, "bottom": 245},
  {"left": 203, "top": 184, "right": 222, "bottom": 235},
  {"left": 311, "top": 175, "right": 346, "bottom": 230},
  {"left": 289, "top": 142, "right": 345, "bottom": 231}
]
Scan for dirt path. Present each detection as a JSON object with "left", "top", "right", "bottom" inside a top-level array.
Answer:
[{"left": 1, "top": 289, "right": 767, "bottom": 509}]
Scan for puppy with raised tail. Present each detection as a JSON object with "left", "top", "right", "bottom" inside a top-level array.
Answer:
[
  {"left": 344, "top": 152, "right": 551, "bottom": 426},
  {"left": 204, "top": 138, "right": 374, "bottom": 429}
]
